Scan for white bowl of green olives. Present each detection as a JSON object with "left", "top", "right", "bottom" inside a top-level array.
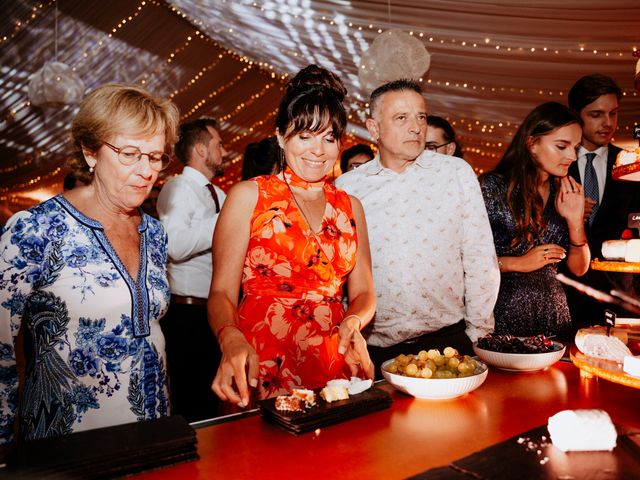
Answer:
[{"left": 381, "top": 347, "right": 488, "bottom": 400}]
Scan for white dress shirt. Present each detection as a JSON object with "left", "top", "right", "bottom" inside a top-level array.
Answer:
[
  {"left": 157, "top": 166, "right": 226, "bottom": 298},
  {"left": 576, "top": 145, "right": 608, "bottom": 204},
  {"left": 336, "top": 151, "right": 500, "bottom": 346}
]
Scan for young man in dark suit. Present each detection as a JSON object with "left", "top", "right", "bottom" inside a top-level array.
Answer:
[{"left": 564, "top": 74, "right": 640, "bottom": 332}]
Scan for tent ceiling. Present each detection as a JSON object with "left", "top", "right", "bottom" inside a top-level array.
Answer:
[{"left": 1, "top": 0, "right": 639, "bottom": 210}]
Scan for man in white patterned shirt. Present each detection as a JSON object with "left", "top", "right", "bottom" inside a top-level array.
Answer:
[{"left": 336, "top": 80, "right": 500, "bottom": 374}]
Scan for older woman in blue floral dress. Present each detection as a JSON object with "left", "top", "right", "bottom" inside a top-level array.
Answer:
[{"left": 0, "top": 83, "right": 179, "bottom": 445}]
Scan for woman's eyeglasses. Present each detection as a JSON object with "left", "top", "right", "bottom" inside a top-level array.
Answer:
[{"left": 103, "top": 142, "right": 171, "bottom": 171}]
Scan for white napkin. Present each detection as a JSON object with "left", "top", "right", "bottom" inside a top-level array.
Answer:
[{"left": 548, "top": 409, "right": 617, "bottom": 452}]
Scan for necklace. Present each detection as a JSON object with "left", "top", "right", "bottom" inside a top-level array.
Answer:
[
  {"left": 284, "top": 179, "right": 325, "bottom": 233},
  {"left": 283, "top": 167, "right": 326, "bottom": 191},
  {"left": 283, "top": 168, "right": 336, "bottom": 261}
]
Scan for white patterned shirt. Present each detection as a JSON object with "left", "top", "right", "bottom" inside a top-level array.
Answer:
[{"left": 336, "top": 151, "right": 500, "bottom": 347}]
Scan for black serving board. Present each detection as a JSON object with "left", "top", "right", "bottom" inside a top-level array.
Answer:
[
  {"left": 2, "top": 415, "right": 198, "bottom": 479},
  {"left": 259, "top": 386, "right": 392, "bottom": 435},
  {"left": 410, "top": 424, "right": 640, "bottom": 480}
]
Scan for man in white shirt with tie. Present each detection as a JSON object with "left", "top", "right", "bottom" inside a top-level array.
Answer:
[
  {"left": 157, "top": 117, "right": 227, "bottom": 421},
  {"left": 565, "top": 74, "right": 640, "bottom": 331},
  {"left": 336, "top": 80, "right": 500, "bottom": 375}
]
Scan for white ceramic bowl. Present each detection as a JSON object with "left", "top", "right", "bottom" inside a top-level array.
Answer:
[
  {"left": 472, "top": 341, "right": 566, "bottom": 372},
  {"left": 381, "top": 359, "right": 488, "bottom": 400}
]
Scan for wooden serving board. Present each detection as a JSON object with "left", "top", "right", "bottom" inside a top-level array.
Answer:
[
  {"left": 259, "top": 387, "right": 392, "bottom": 435},
  {"left": 591, "top": 258, "right": 640, "bottom": 273},
  {"left": 612, "top": 162, "right": 640, "bottom": 181}
]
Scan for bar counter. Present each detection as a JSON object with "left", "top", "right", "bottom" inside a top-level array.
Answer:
[{"left": 135, "top": 359, "right": 640, "bottom": 480}]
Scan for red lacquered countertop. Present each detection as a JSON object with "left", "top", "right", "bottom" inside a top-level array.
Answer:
[{"left": 135, "top": 360, "right": 640, "bottom": 480}]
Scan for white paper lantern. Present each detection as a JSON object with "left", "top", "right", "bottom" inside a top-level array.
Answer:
[
  {"left": 28, "top": 61, "right": 85, "bottom": 108},
  {"left": 359, "top": 29, "right": 431, "bottom": 95}
]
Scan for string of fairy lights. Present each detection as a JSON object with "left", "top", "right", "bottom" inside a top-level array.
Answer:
[
  {"left": 0, "top": 0, "right": 286, "bottom": 203},
  {"left": 2, "top": 0, "right": 639, "bottom": 204},
  {"left": 236, "top": 1, "right": 638, "bottom": 59}
]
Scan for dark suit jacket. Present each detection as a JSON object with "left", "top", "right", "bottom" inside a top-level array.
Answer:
[{"left": 563, "top": 144, "right": 640, "bottom": 329}]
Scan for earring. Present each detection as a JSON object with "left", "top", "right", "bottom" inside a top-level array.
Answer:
[{"left": 89, "top": 166, "right": 94, "bottom": 174}]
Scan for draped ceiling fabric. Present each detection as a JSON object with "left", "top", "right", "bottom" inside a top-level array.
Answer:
[{"left": 1, "top": 0, "right": 639, "bottom": 212}]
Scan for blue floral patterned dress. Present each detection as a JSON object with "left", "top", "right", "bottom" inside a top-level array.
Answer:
[
  {"left": 0, "top": 195, "right": 170, "bottom": 445},
  {"left": 481, "top": 174, "right": 571, "bottom": 337}
]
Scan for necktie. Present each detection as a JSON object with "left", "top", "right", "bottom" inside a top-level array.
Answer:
[
  {"left": 206, "top": 183, "right": 220, "bottom": 213},
  {"left": 583, "top": 152, "right": 599, "bottom": 225}
]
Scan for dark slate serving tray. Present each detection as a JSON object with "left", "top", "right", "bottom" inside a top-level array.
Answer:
[
  {"left": 410, "top": 424, "right": 640, "bottom": 480},
  {"left": 259, "top": 386, "right": 393, "bottom": 435},
  {"left": 2, "top": 415, "right": 198, "bottom": 479}
]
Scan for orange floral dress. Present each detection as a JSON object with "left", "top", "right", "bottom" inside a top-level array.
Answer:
[{"left": 239, "top": 169, "right": 358, "bottom": 399}]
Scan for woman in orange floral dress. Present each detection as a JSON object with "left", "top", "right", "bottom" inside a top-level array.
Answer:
[{"left": 208, "top": 65, "right": 375, "bottom": 407}]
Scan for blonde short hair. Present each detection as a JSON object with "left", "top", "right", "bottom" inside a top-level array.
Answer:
[{"left": 71, "top": 83, "right": 180, "bottom": 162}]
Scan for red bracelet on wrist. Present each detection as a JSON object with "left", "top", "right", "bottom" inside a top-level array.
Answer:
[{"left": 216, "top": 324, "right": 240, "bottom": 339}]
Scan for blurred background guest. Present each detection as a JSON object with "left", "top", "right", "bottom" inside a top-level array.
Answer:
[
  {"left": 63, "top": 156, "right": 93, "bottom": 192},
  {"left": 480, "top": 102, "right": 589, "bottom": 338},
  {"left": 156, "top": 117, "right": 227, "bottom": 422},
  {"left": 209, "top": 65, "right": 375, "bottom": 408},
  {"left": 141, "top": 185, "right": 161, "bottom": 219},
  {"left": 339, "top": 143, "right": 374, "bottom": 173},
  {"left": 563, "top": 74, "right": 640, "bottom": 331},
  {"left": 241, "top": 136, "right": 279, "bottom": 180},
  {"left": 0, "top": 83, "right": 179, "bottom": 445},
  {"left": 63, "top": 172, "right": 85, "bottom": 192},
  {"left": 426, "top": 115, "right": 464, "bottom": 159}
]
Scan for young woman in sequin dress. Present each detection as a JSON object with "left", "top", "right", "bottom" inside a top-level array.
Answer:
[
  {"left": 208, "top": 65, "right": 375, "bottom": 407},
  {"left": 480, "top": 102, "right": 590, "bottom": 337}
]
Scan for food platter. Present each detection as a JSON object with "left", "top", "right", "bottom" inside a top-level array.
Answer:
[
  {"left": 590, "top": 258, "right": 640, "bottom": 273},
  {"left": 259, "top": 386, "right": 392, "bottom": 434},
  {"left": 569, "top": 346, "right": 640, "bottom": 389}
]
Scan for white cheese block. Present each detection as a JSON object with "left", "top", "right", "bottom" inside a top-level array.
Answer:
[
  {"left": 616, "top": 149, "right": 639, "bottom": 166},
  {"left": 326, "top": 377, "right": 373, "bottom": 395},
  {"left": 623, "top": 355, "right": 640, "bottom": 377},
  {"left": 320, "top": 386, "right": 349, "bottom": 403},
  {"left": 601, "top": 239, "right": 640, "bottom": 262},
  {"left": 601, "top": 240, "right": 627, "bottom": 261},
  {"left": 548, "top": 409, "right": 617, "bottom": 452},
  {"left": 627, "top": 239, "right": 640, "bottom": 262},
  {"left": 575, "top": 330, "right": 631, "bottom": 363}
]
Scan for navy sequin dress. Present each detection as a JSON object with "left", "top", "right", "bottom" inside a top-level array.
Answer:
[{"left": 481, "top": 174, "right": 570, "bottom": 336}]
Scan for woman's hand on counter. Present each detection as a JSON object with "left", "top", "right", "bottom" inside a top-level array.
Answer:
[
  {"left": 338, "top": 317, "right": 374, "bottom": 379},
  {"left": 212, "top": 327, "right": 259, "bottom": 408}
]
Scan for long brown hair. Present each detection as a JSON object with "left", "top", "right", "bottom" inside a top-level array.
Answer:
[{"left": 481, "top": 102, "right": 581, "bottom": 246}]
